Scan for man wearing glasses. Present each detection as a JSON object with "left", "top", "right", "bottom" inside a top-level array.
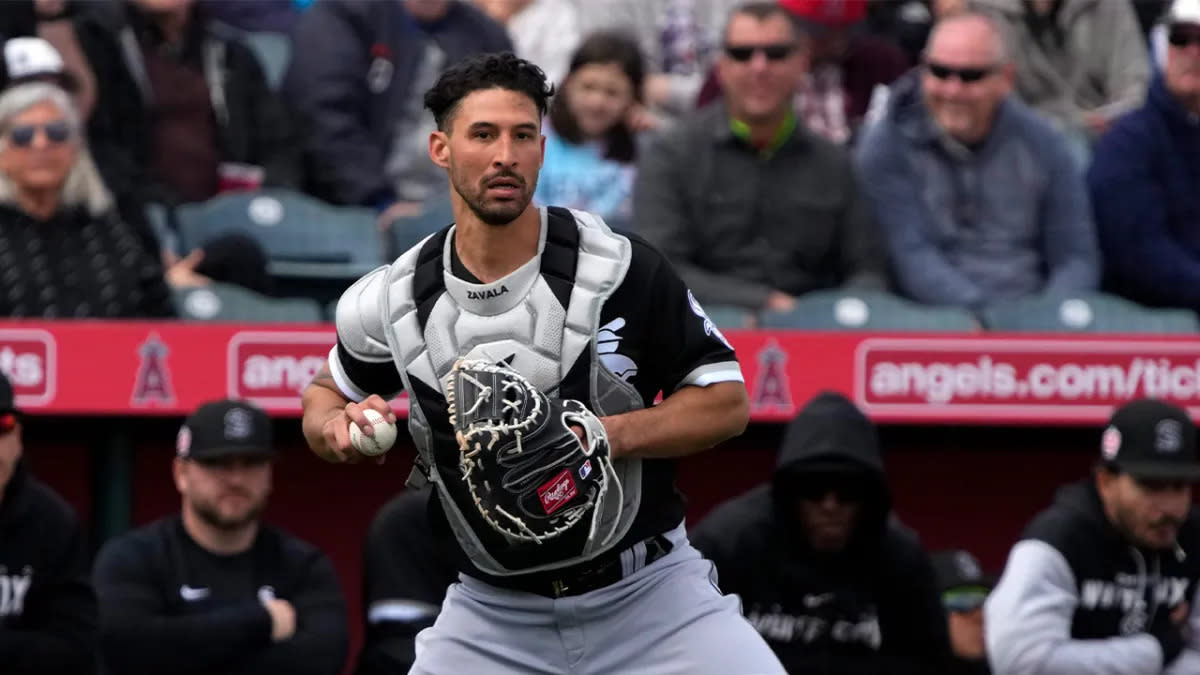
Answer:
[
  {"left": 985, "top": 399, "right": 1200, "bottom": 675},
  {"left": 0, "top": 371, "right": 98, "bottom": 674},
  {"left": 1088, "top": 0, "right": 1200, "bottom": 317},
  {"left": 635, "top": 0, "right": 886, "bottom": 317},
  {"left": 855, "top": 10, "right": 1099, "bottom": 313},
  {"left": 931, "top": 549, "right": 993, "bottom": 675},
  {"left": 691, "top": 391, "right": 949, "bottom": 674}
]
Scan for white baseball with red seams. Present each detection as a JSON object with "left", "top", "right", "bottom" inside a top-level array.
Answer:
[{"left": 350, "top": 409, "right": 397, "bottom": 456}]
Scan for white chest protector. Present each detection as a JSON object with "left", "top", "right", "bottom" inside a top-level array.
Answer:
[{"left": 382, "top": 207, "right": 645, "bottom": 576}]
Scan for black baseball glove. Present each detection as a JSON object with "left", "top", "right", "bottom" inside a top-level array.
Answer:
[{"left": 445, "top": 358, "right": 622, "bottom": 546}]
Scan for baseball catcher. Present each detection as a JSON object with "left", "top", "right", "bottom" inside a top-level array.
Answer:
[{"left": 446, "top": 359, "right": 623, "bottom": 548}]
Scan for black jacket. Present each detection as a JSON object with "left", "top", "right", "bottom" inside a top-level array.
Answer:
[
  {"left": 93, "top": 516, "right": 348, "bottom": 675},
  {"left": 691, "top": 392, "right": 949, "bottom": 674},
  {"left": 283, "top": 0, "right": 511, "bottom": 207},
  {"left": 354, "top": 489, "right": 456, "bottom": 675},
  {"left": 74, "top": 2, "right": 300, "bottom": 209},
  {"left": 985, "top": 480, "right": 1200, "bottom": 674},
  {"left": 0, "top": 461, "right": 98, "bottom": 675}
]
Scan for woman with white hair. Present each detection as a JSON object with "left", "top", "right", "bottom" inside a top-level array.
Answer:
[{"left": 0, "top": 82, "right": 173, "bottom": 318}]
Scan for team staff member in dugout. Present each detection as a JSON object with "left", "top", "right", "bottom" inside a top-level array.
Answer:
[
  {"left": 93, "top": 399, "right": 349, "bottom": 675},
  {"left": 301, "top": 51, "right": 785, "bottom": 674}
]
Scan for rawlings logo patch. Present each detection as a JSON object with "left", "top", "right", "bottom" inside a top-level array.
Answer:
[{"left": 538, "top": 469, "right": 578, "bottom": 515}]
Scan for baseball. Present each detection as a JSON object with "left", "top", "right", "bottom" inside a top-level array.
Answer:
[{"left": 349, "top": 409, "right": 397, "bottom": 457}]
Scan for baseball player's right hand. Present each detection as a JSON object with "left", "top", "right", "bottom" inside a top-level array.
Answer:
[{"left": 320, "top": 395, "right": 397, "bottom": 464}]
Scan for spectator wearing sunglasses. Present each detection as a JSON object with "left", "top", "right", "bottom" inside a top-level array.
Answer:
[
  {"left": 1087, "top": 0, "right": 1200, "bottom": 317},
  {"left": 634, "top": 1, "right": 886, "bottom": 316},
  {"left": 696, "top": 0, "right": 911, "bottom": 145},
  {"left": 691, "top": 391, "right": 950, "bottom": 674},
  {"left": 972, "top": 0, "right": 1149, "bottom": 150},
  {"left": 0, "top": 371, "right": 99, "bottom": 675},
  {"left": 855, "top": 11, "right": 1099, "bottom": 312},
  {"left": 931, "top": 549, "right": 994, "bottom": 675},
  {"left": 0, "top": 82, "right": 174, "bottom": 318}
]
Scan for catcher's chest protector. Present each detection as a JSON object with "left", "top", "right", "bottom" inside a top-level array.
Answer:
[{"left": 382, "top": 207, "right": 645, "bottom": 576}]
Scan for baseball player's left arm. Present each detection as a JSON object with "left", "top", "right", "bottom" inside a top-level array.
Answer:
[{"left": 603, "top": 381, "right": 748, "bottom": 459}]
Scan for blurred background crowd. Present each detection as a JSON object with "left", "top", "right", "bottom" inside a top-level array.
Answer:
[
  {"left": 2, "top": 0, "right": 1200, "bottom": 674},
  {"left": 0, "top": 0, "right": 1197, "bottom": 333}
]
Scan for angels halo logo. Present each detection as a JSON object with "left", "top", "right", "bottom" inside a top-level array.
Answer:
[{"left": 538, "top": 469, "right": 578, "bottom": 515}]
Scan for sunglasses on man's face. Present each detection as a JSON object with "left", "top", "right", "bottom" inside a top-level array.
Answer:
[
  {"left": 925, "top": 61, "right": 996, "bottom": 84},
  {"left": 8, "top": 120, "right": 72, "bottom": 148},
  {"left": 724, "top": 43, "right": 796, "bottom": 62},
  {"left": 1169, "top": 27, "right": 1200, "bottom": 49}
]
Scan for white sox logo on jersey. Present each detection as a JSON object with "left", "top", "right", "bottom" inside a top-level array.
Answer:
[
  {"left": 597, "top": 318, "right": 638, "bottom": 381},
  {"left": 0, "top": 566, "right": 33, "bottom": 617},
  {"left": 687, "top": 290, "right": 733, "bottom": 350}
]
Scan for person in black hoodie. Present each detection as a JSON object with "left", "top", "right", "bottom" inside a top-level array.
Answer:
[
  {"left": 690, "top": 390, "right": 949, "bottom": 674},
  {"left": 92, "top": 399, "right": 349, "bottom": 675},
  {"left": 0, "top": 372, "right": 99, "bottom": 674},
  {"left": 985, "top": 398, "right": 1200, "bottom": 675},
  {"left": 354, "top": 487, "right": 457, "bottom": 675}
]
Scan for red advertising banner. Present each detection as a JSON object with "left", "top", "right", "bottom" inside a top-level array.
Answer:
[{"left": 2, "top": 320, "right": 1199, "bottom": 425}]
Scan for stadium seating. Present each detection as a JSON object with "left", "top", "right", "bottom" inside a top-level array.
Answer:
[
  {"left": 172, "top": 282, "right": 324, "bottom": 322},
  {"left": 979, "top": 293, "right": 1200, "bottom": 333},
  {"left": 173, "top": 188, "right": 387, "bottom": 282},
  {"left": 387, "top": 197, "right": 454, "bottom": 258},
  {"left": 759, "top": 289, "right": 979, "bottom": 331}
]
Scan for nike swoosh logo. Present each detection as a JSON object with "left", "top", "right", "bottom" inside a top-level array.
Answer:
[
  {"left": 180, "top": 585, "right": 210, "bottom": 601},
  {"left": 802, "top": 593, "right": 834, "bottom": 608}
]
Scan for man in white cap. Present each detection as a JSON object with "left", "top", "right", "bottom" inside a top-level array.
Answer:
[{"left": 1088, "top": 0, "right": 1200, "bottom": 316}]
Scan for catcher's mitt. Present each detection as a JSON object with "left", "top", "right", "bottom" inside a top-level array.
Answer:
[{"left": 446, "top": 359, "right": 622, "bottom": 547}]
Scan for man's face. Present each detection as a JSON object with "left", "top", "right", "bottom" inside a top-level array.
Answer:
[
  {"left": 1098, "top": 470, "right": 1192, "bottom": 550},
  {"left": 429, "top": 88, "right": 544, "bottom": 226},
  {"left": 1166, "top": 22, "right": 1200, "bottom": 109},
  {"left": 174, "top": 455, "right": 272, "bottom": 531},
  {"left": 0, "top": 413, "right": 21, "bottom": 502},
  {"left": 716, "top": 13, "right": 807, "bottom": 124},
  {"left": 921, "top": 17, "right": 1012, "bottom": 144},
  {"left": 795, "top": 475, "right": 862, "bottom": 553}
]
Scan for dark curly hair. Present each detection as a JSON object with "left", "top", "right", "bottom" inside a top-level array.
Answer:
[{"left": 423, "top": 52, "right": 556, "bottom": 133}]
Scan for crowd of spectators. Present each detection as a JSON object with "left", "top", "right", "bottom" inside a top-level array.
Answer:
[
  {"left": 0, "top": 0, "right": 1191, "bottom": 329},
  {"left": 3, "top": 2, "right": 1199, "bottom": 674}
]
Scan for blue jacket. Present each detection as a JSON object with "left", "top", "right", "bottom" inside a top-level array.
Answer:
[
  {"left": 855, "top": 72, "right": 1099, "bottom": 309},
  {"left": 1088, "top": 75, "right": 1200, "bottom": 310}
]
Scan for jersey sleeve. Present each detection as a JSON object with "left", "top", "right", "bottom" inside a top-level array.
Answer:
[
  {"left": 330, "top": 266, "right": 404, "bottom": 401},
  {"left": 636, "top": 237, "right": 743, "bottom": 393}
]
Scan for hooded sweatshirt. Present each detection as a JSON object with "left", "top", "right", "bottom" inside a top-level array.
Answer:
[
  {"left": 0, "top": 461, "right": 98, "bottom": 675},
  {"left": 690, "top": 392, "right": 949, "bottom": 674},
  {"left": 985, "top": 479, "right": 1200, "bottom": 674}
]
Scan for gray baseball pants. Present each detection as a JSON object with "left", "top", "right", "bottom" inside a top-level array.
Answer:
[{"left": 409, "top": 523, "right": 785, "bottom": 675}]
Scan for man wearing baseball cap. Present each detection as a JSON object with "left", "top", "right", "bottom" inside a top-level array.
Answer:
[
  {"left": 932, "top": 548, "right": 994, "bottom": 674},
  {"left": 985, "top": 398, "right": 1200, "bottom": 674},
  {"left": 92, "top": 399, "right": 349, "bottom": 675},
  {"left": 0, "top": 371, "right": 98, "bottom": 674}
]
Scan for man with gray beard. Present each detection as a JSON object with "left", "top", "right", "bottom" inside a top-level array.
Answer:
[{"left": 92, "top": 400, "right": 349, "bottom": 675}]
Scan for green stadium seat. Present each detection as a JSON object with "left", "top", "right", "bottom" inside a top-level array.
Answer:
[
  {"left": 173, "top": 282, "right": 324, "bottom": 323},
  {"left": 979, "top": 293, "right": 1199, "bottom": 333},
  {"left": 759, "top": 289, "right": 978, "bottom": 331}
]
